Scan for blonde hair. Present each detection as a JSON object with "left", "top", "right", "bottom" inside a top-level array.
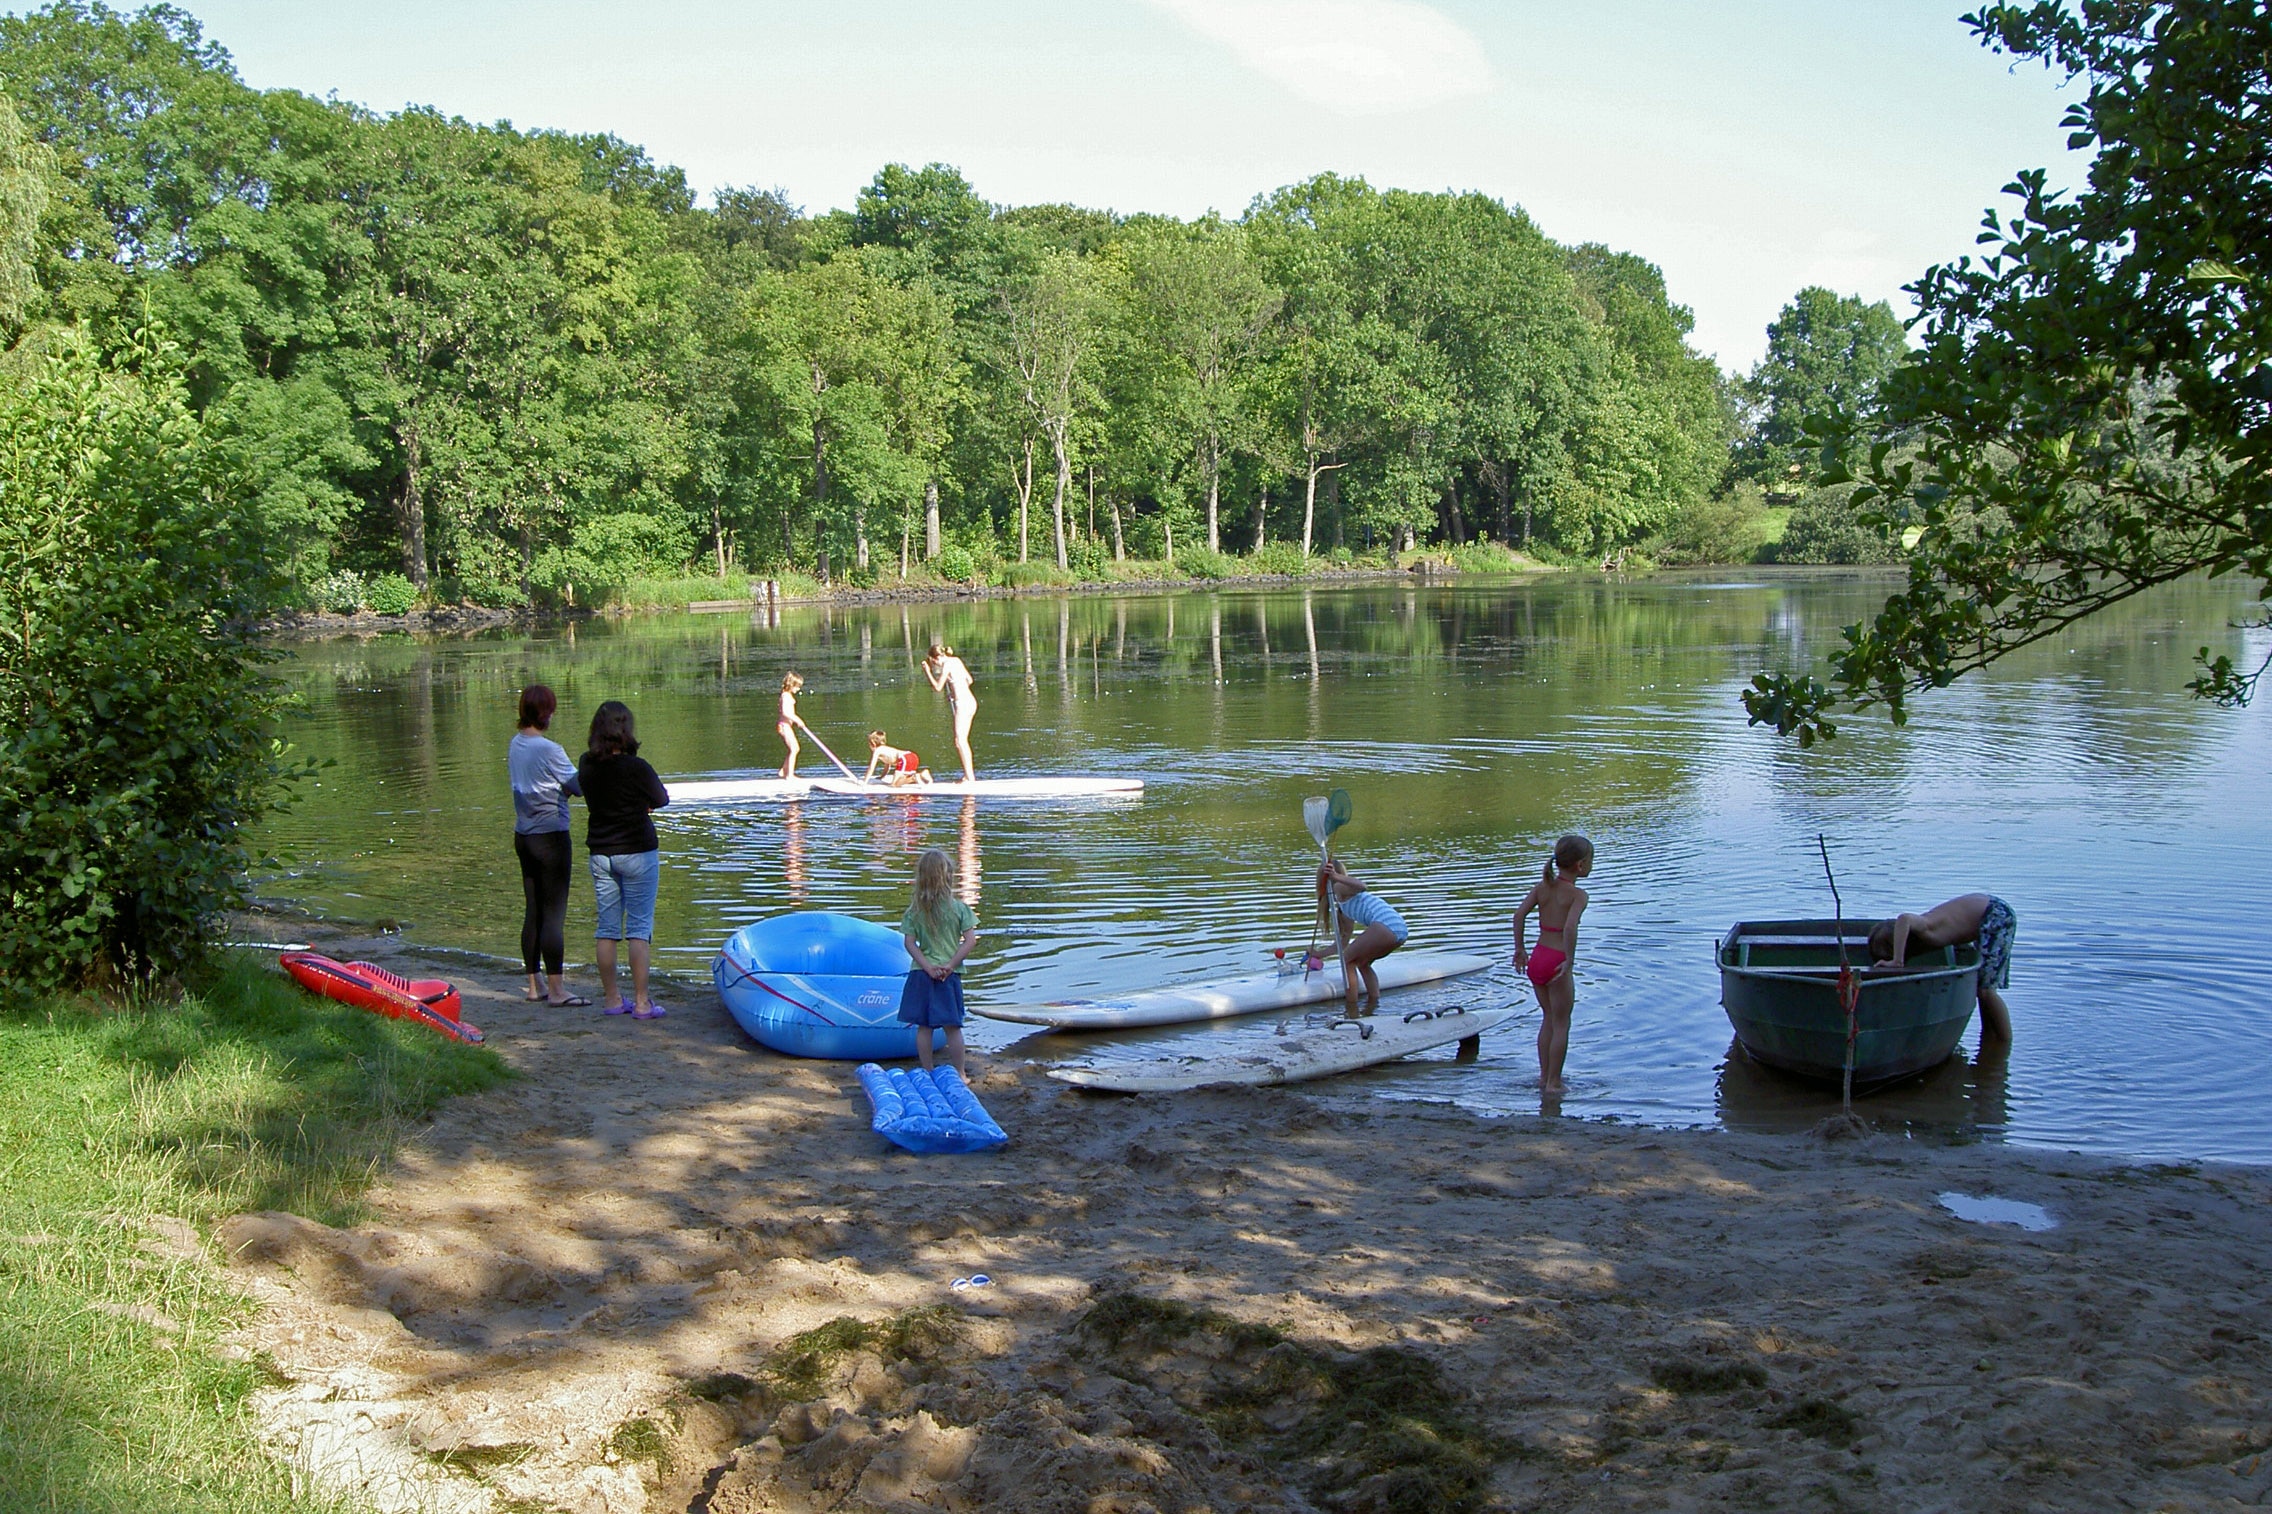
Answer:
[
  {"left": 781, "top": 671, "right": 804, "bottom": 692},
  {"left": 927, "top": 642, "right": 955, "bottom": 660},
  {"left": 913, "top": 848, "right": 956, "bottom": 935},
  {"left": 867, "top": 729, "right": 888, "bottom": 748},
  {"left": 1543, "top": 833, "right": 1593, "bottom": 885}
]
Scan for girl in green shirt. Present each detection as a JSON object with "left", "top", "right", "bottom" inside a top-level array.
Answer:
[{"left": 898, "top": 848, "right": 978, "bottom": 1074}]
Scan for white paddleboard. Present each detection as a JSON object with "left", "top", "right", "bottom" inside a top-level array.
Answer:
[
  {"left": 1049, "top": 1006, "right": 1516, "bottom": 1092},
  {"left": 975, "top": 949, "right": 1494, "bottom": 1030},
  {"left": 666, "top": 774, "right": 1140, "bottom": 804},
  {"left": 808, "top": 776, "right": 1142, "bottom": 799}
]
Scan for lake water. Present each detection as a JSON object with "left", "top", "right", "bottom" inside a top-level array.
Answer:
[{"left": 260, "top": 571, "right": 2272, "bottom": 1163}]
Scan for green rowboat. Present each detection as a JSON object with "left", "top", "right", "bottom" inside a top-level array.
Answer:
[{"left": 1717, "top": 918, "right": 1979, "bottom": 1086}]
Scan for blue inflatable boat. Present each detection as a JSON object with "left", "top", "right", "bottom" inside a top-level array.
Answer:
[{"left": 714, "top": 912, "right": 939, "bottom": 1060}]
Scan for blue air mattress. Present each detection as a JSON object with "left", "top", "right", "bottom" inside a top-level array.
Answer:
[
  {"left": 714, "top": 912, "right": 939, "bottom": 1061},
  {"left": 856, "top": 1063, "right": 1008, "bottom": 1154}
]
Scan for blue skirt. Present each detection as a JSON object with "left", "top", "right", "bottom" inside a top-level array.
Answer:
[{"left": 898, "top": 969, "right": 967, "bottom": 1028}]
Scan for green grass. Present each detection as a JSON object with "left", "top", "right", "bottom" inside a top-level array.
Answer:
[
  {"left": 760, "top": 1308, "right": 962, "bottom": 1400},
  {"left": 0, "top": 955, "right": 508, "bottom": 1512}
]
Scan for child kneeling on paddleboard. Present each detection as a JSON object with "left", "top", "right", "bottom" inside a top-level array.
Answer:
[
  {"left": 1320, "top": 858, "right": 1409, "bottom": 1017},
  {"left": 900, "top": 848, "right": 977, "bottom": 1074},
  {"left": 865, "top": 730, "right": 934, "bottom": 787}
]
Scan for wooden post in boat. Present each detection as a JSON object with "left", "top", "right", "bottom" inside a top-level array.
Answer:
[{"left": 1819, "top": 834, "right": 1859, "bottom": 1116}]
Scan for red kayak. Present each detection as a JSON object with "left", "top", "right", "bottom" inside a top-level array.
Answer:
[{"left": 278, "top": 952, "right": 484, "bottom": 1044}]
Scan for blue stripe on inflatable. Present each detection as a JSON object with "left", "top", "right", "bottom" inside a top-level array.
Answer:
[{"left": 856, "top": 1063, "right": 1008, "bottom": 1154}]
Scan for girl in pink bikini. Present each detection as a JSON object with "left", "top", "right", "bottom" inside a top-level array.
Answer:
[{"left": 1513, "top": 834, "right": 1593, "bottom": 1094}]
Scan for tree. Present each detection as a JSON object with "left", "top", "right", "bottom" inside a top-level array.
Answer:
[
  {"left": 1247, "top": 188, "right": 1365, "bottom": 557},
  {"left": 1111, "top": 217, "right": 1280, "bottom": 552},
  {"left": 1738, "top": 286, "right": 1908, "bottom": 492},
  {"left": 1558, "top": 246, "right": 1730, "bottom": 552},
  {"left": 0, "top": 92, "right": 51, "bottom": 328},
  {"left": 0, "top": 323, "right": 297, "bottom": 987},
  {"left": 735, "top": 250, "right": 955, "bottom": 575},
  {"left": 711, "top": 184, "right": 806, "bottom": 270},
  {"left": 992, "top": 246, "right": 1102, "bottom": 569},
  {"left": 1746, "top": 0, "right": 2272, "bottom": 744}
]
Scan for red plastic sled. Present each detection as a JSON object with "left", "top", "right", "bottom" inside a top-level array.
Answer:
[{"left": 278, "top": 952, "right": 484, "bottom": 1044}]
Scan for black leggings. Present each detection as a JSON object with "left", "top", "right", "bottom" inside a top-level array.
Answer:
[{"left": 514, "top": 829, "right": 573, "bottom": 976}]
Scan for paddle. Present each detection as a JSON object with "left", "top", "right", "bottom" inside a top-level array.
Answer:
[
  {"left": 799, "top": 724, "right": 863, "bottom": 784},
  {"left": 1302, "top": 788, "right": 1353, "bottom": 857},
  {"left": 1300, "top": 788, "right": 1354, "bottom": 977}
]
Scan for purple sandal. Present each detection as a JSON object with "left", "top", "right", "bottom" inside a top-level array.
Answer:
[
  {"left": 603, "top": 1000, "right": 634, "bottom": 1015},
  {"left": 631, "top": 1003, "right": 668, "bottom": 1020}
]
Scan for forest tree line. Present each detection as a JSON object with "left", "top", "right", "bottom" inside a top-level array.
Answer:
[{"left": 0, "top": 3, "right": 1905, "bottom": 610}]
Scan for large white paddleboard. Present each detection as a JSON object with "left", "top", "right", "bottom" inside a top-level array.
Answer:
[
  {"left": 975, "top": 949, "right": 1495, "bottom": 1030},
  {"left": 667, "top": 774, "right": 1141, "bottom": 804},
  {"left": 1049, "top": 1005, "right": 1516, "bottom": 1092},
  {"left": 808, "top": 776, "right": 1141, "bottom": 799}
]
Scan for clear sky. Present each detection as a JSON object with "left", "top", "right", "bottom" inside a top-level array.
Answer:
[{"left": 141, "top": 0, "right": 2084, "bottom": 371}]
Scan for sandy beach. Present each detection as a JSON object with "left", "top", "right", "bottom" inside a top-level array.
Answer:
[{"left": 226, "top": 920, "right": 2272, "bottom": 1514}]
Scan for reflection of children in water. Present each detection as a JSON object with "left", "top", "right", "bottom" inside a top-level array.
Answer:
[
  {"left": 782, "top": 801, "right": 808, "bottom": 903},
  {"left": 957, "top": 795, "right": 982, "bottom": 906}
]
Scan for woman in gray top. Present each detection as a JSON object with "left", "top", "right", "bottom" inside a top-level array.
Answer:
[{"left": 510, "top": 684, "right": 588, "bottom": 1005}]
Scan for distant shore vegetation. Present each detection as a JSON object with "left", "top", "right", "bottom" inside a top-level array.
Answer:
[{"left": 0, "top": 3, "right": 1909, "bottom": 623}]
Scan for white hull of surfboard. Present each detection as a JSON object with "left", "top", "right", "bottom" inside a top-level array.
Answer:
[
  {"left": 975, "top": 949, "right": 1495, "bottom": 1030},
  {"left": 1049, "top": 1006, "right": 1516, "bottom": 1091},
  {"left": 668, "top": 774, "right": 1142, "bottom": 804}
]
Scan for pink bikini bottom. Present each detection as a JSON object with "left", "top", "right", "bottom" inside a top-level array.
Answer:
[{"left": 1526, "top": 947, "right": 1567, "bottom": 992}]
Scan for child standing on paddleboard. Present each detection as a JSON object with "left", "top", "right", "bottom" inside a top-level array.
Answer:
[
  {"left": 922, "top": 644, "right": 978, "bottom": 783},
  {"left": 1320, "top": 858, "right": 1409, "bottom": 1017},
  {"left": 900, "top": 848, "right": 978, "bottom": 1074},
  {"left": 777, "top": 672, "right": 807, "bottom": 779},
  {"left": 1513, "top": 834, "right": 1592, "bottom": 1094}
]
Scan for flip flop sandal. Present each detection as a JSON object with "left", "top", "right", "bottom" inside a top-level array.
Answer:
[
  {"left": 603, "top": 1001, "right": 634, "bottom": 1015},
  {"left": 631, "top": 1003, "right": 668, "bottom": 1020},
  {"left": 551, "top": 994, "right": 593, "bottom": 1008}
]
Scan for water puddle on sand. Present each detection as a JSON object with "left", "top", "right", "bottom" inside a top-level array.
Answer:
[{"left": 1939, "top": 1193, "right": 2058, "bottom": 1231}]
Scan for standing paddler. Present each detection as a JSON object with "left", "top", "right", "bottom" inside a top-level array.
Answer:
[{"left": 923, "top": 643, "right": 978, "bottom": 783}]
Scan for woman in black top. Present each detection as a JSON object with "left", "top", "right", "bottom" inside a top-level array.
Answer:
[{"left": 578, "top": 700, "right": 670, "bottom": 1018}]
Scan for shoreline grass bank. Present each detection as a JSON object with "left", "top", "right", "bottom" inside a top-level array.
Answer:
[
  {"left": 258, "top": 542, "right": 1562, "bottom": 637},
  {"left": 0, "top": 958, "right": 506, "bottom": 1511}
]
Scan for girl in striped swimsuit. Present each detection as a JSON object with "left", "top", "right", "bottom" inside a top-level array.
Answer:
[{"left": 1320, "top": 858, "right": 1410, "bottom": 1017}]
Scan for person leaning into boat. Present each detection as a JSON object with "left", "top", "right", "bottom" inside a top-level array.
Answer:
[
  {"left": 1868, "top": 894, "right": 2014, "bottom": 1043},
  {"left": 899, "top": 848, "right": 978, "bottom": 1075},
  {"left": 510, "top": 684, "right": 588, "bottom": 1007},
  {"left": 579, "top": 700, "right": 670, "bottom": 1020},
  {"left": 1319, "top": 858, "right": 1409, "bottom": 1017}
]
